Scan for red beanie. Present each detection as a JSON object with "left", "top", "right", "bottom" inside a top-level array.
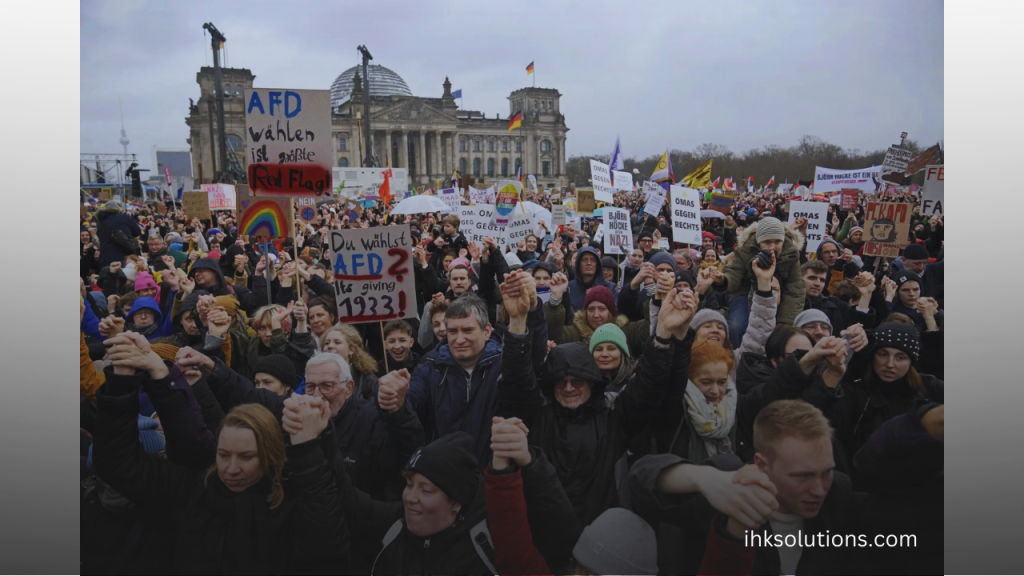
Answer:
[
  {"left": 584, "top": 286, "right": 617, "bottom": 316},
  {"left": 702, "top": 231, "right": 717, "bottom": 243}
]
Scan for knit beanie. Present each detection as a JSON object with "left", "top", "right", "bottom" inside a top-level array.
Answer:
[
  {"left": 816, "top": 238, "right": 842, "bottom": 259},
  {"left": 755, "top": 217, "right": 786, "bottom": 244},
  {"left": 584, "top": 286, "right": 617, "bottom": 316},
  {"left": 701, "top": 231, "right": 717, "bottom": 244},
  {"left": 253, "top": 354, "right": 297, "bottom": 388},
  {"left": 407, "top": 432, "right": 480, "bottom": 506},
  {"left": 893, "top": 269, "right": 922, "bottom": 291},
  {"left": 902, "top": 243, "right": 929, "bottom": 261},
  {"left": 134, "top": 272, "right": 158, "bottom": 293},
  {"left": 873, "top": 322, "right": 921, "bottom": 363},
  {"left": 849, "top": 226, "right": 864, "bottom": 236},
  {"left": 151, "top": 344, "right": 179, "bottom": 363},
  {"left": 794, "top": 308, "right": 833, "bottom": 332},
  {"left": 638, "top": 230, "right": 654, "bottom": 242},
  {"left": 573, "top": 508, "right": 658, "bottom": 575},
  {"left": 649, "top": 252, "right": 677, "bottom": 272},
  {"left": 674, "top": 269, "right": 697, "bottom": 290},
  {"left": 448, "top": 257, "right": 471, "bottom": 272},
  {"left": 589, "top": 324, "right": 630, "bottom": 357},
  {"left": 691, "top": 308, "right": 727, "bottom": 332}
]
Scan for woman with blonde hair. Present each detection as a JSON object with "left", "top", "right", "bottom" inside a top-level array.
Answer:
[
  {"left": 93, "top": 332, "right": 345, "bottom": 573},
  {"left": 320, "top": 324, "right": 380, "bottom": 399}
]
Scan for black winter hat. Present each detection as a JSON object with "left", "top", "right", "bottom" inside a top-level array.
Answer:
[
  {"left": 893, "top": 269, "right": 922, "bottom": 291},
  {"left": 903, "top": 243, "right": 929, "bottom": 261},
  {"left": 407, "top": 432, "right": 480, "bottom": 506},
  {"left": 252, "top": 354, "right": 297, "bottom": 388},
  {"left": 873, "top": 322, "right": 921, "bottom": 363},
  {"left": 674, "top": 269, "right": 697, "bottom": 289},
  {"left": 638, "top": 230, "right": 654, "bottom": 242}
]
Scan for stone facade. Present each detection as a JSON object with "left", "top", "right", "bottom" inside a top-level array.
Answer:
[{"left": 187, "top": 66, "right": 569, "bottom": 189}]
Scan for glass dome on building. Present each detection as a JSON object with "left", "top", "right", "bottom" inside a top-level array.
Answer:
[{"left": 330, "top": 64, "right": 413, "bottom": 107}]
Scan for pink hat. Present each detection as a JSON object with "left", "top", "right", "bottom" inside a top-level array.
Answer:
[
  {"left": 134, "top": 272, "right": 161, "bottom": 303},
  {"left": 448, "top": 257, "right": 471, "bottom": 272}
]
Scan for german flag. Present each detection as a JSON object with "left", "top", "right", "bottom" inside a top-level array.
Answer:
[
  {"left": 508, "top": 112, "right": 522, "bottom": 132},
  {"left": 526, "top": 61, "right": 534, "bottom": 75}
]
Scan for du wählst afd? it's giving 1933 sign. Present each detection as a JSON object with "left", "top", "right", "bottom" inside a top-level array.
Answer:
[
  {"left": 326, "top": 225, "right": 416, "bottom": 324},
  {"left": 245, "top": 88, "right": 333, "bottom": 197}
]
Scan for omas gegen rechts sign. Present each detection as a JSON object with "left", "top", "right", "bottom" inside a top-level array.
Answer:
[{"left": 244, "top": 88, "right": 333, "bottom": 197}]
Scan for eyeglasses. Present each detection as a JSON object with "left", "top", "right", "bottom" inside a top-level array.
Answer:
[{"left": 305, "top": 381, "right": 342, "bottom": 394}]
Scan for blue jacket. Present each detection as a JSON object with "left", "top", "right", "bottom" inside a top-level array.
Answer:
[
  {"left": 567, "top": 246, "right": 620, "bottom": 312},
  {"left": 126, "top": 296, "right": 173, "bottom": 340},
  {"left": 81, "top": 296, "right": 102, "bottom": 342},
  {"left": 407, "top": 305, "right": 548, "bottom": 467},
  {"left": 96, "top": 209, "right": 141, "bottom": 266}
]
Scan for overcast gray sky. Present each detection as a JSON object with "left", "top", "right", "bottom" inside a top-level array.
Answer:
[{"left": 81, "top": 0, "right": 943, "bottom": 173}]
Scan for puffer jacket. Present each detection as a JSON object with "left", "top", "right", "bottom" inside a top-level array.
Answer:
[
  {"left": 714, "top": 221, "right": 806, "bottom": 326},
  {"left": 566, "top": 246, "right": 619, "bottom": 311},
  {"left": 545, "top": 299, "right": 648, "bottom": 358},
  {"left": 498, "top": 330, "right": 675, "bottom": 525},
  {"left": 93, "top": 366, "right": 346, "bottom": 575},
  {"left": 408, "top": 304, "right": 548, "bottom": 467},
  {"left": 731, "top": 291, "right": 776, "bottom": 383}
]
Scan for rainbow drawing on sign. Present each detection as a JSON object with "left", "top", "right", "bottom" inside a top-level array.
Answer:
[{"left": 240, "top": 199, "right": 289, "bottom": 238}]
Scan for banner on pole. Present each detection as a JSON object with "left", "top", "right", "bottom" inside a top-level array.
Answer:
[
  {"left": 787, "top": 201, "right": 829, "bottom": 253},
  {"left": 863, "top": 202, "right": 912, "bottom": 257},
  {"left": 670, "top": 185, "right": 703, "bottom": 245},
  {"left": 920, "top": 165, "right": 943, "bottom": 216},
  {"left": 326, "top": 225, "right": 416, "bottom": 324},
  {"left": 603, "top": 207, "right": 633, "bottom": 255}
]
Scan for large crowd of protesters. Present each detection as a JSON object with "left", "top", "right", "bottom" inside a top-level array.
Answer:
[{"left": 79, "top": 180, "right": 943, "bottom": 575}]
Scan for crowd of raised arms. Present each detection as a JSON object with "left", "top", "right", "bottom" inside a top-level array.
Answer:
[{"left": 79, "top": 184, "right": 943, "bottom": 575}]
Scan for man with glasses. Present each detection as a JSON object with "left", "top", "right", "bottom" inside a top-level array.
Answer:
[{"left": 189, "top": 349, "right": 425, "bottom": 500}]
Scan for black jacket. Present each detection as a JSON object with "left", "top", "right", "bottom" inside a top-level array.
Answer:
[
  {"left": 805, "top": 293, "right": 877, "bottom": 335},
  {"left": 498, "top": 328, "right": 675, "bottom": 525},
  {"left": 206, "top": 359, "right": 424, "bottom": 501},
  {"left": 188, "top": 257, "right": 261, "bottom": 315},
  {"left": 93, "top": 367, "right": 346, "bottom": 575},
  {"left": 97, "top": 210, "right": 142, "bottom": 266}
]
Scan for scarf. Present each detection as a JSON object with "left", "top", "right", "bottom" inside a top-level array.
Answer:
[
  {"left": 684, "top": 378, "right": 738, "bottom": 458},
  {"left": 128, "top": 322, "right": 160, "bottom": 339}
]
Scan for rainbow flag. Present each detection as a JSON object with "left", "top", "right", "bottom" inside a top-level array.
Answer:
[
  {"left": 526, "top": 61, "right": 534, "bottom": 75},
  {"left": 508, "top": 112, "right": 522, "bottom": 132}
]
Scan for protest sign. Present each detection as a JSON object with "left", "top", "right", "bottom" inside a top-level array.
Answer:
[
  {"left": 157, "top": 203, "right": 167, "bottom": 214},
  {"left": 881, "top": 146, "right": 915, "bottom": 186},
  {"left": 709, "top": 193, "right": 734, "bottom": 215},
  {"left": 502, "top": 213, "right": 535, "bottom": 250},
  {"left": 612, "top": 170, "right": 633, "bottom": 192},
  {"left": 459, "top": 205, "right": 504, "bottom": 245},
  {"left": 80, "top": 205, "right": 89, "bottom": 219},
  {"left": 921, "top": 165, "right": 944, "bottom": 216},
  {"left": 840, "top": 189, "right": 858, "bottom": 210},
  {"left": 577, "top": 189, "right": 596, "bottom": 215},
  {"left": 863, "top": 202, "right": 912, "bottom": 257},
  {"left": 296, "top": 197, "right": 317, "bottom": 224},
  {"left": 906, "top": 144, "right": 943, "bottom": 176},
  {"left": 814, "top": 165, "right": 883, "bottom": 195},
  {"left": 777, "top": 183, "right": 793, "bottom": 194},
  {"left": 238, "top": 196, "right": 294, "bottom": 239},
  {"left": 203, "top": 184, "right": 237, "bottom": 210},
  {"left": 551, "top": 204, "right": 566, "bottom": 228},
  {"left": 493, "top": 180, "right": 522, "bottom": 227},
  {"left": 830, "top": 194, "right": 842, "bottom": 206},
  {"left": 325, "top": 225, "right": 415, "bottom": 324},
  {"left": 604, "top": 207, "right": 633, "bottom": 255},
  {"left": 182, "top": 191, "right": 212, "bottom": 220},
  {"left": 589, "top": 159, "right": 615, "bottom": 203},
  {"left": 592, "top": 224, "right": 604, "bottom": 244},
  {"left": 245, "top": 88, "right": 332, "bottom": 197},
  {"left": 438, "top": 188, "right": 461, "bottom": 214},
  {"left": 670, "top": 185, "right": 702, "bottom": 245},
  {"left": 469, "top": 185, "right": 495, "bottom": 205},
  {"left": 99, "top": 188, "right": 113, "bottom": 201},
  {"left": 787, "top": 201, "right": 829, "bottom": 253},
  {"left": 527, "top": 174, "right": 538, "bottom": 192},
  {"left": 643, "top": 182, "right": 666, "bottom": 216},
  {"left": 658, "top": 237, "right": 670, "bottom": 250}
]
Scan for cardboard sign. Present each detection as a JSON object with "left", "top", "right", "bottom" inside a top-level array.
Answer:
[
  {"left": 183, "top": 191, "right": 212, "bottom": 220},
  {"left": 813, "top": 165, "right": 884, "bottom": 195},
  {"left": 156, "top": 203, "right": 167, "bottom": 214},
  {"left": 840, "top": 189, "right": 858, "bottom": 210},
  {"left": 80, "top": 205, "right": 89, "bottom": 219},
  {"left": 612, "top": 170, "right": 633, "bottom": 192},
  {"left": 863, "top": 202, "right": 912, "bottom": 257},
  {"left": 296, "top": 197, "right": 317, "bottom": 223},
  {"left": 577, "top": 189, "right": 596, "bottom": 215},
  {"left": 99, "top": 188, "right": 113, "bottom": 201},
  {"left": 589, "top": 159, "right": 615, "bottom": 203},
  {"left": 787, "top": 201, "right": 829, "bottom": 253},
  {"left": 244, "top": 88, "right": 332, "bottom": 197},
  {"left": 603, "top": 207, "right": 633, "bottom": 255},
  {"left": 551, "top": 204, "right": 566, "bottom": 228},
  {"left": 643, "top": 182, "right": 666, "bottom": 216},
  {"left": 325, "top": 225, "right": 415, "bottom": 324},
  {"left": 469, "top": 185, "right": 495, "bottom": 205},
  {"left": 238, "top": 196, "right": 294, "bottom": 239},
  {"left": 921, "top": 165, "right": 943, "bottom": 217},
  {"left": 881, "top": 146, "right": 915, "bottom": 186},
  {"left": 670, "top": 185, "right": 703, "bottom": 245},
  {"left": 203, "top": 184, "right": 237, "bottom": 210},
  {"left": 439, "top": 188, "right": 461, "bottom": 214}
]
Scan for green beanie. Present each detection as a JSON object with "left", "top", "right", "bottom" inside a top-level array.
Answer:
[{"left": 589, "top": 323, "right": 630, "bottom": 357}]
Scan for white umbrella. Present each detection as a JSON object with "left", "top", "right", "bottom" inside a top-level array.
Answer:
[
  {"left": 389, "top": 195, "right": 449, "bottom": 215},
  {"left": 701, "top": 210, "right": 726, "bottom": 219},
  {"left": 521, "top": 201, "right": 553, "bottom": 227}
]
